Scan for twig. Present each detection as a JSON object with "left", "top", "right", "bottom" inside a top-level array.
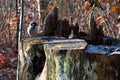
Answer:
[{"left": 17, "top": 0, "right": 24, "bottom": 79}]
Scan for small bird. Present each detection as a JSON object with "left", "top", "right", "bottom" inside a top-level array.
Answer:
[{"left": 27, "top": 21, "right": 38, "bottom": 38}]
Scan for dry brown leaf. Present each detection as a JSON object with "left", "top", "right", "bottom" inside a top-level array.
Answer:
[
  {"left": 63, "top": 0, "right": 67, "bottom": 3},
  {"left": 99, "top": 0, "right": 106, "bottom": 3},
  {"left": 110, "top": 5, "right": 119, "bottom": 12},
  {"left": 76, "top": 0, "right": 81, "bottom": 2},
  {"left": 118, "top": 0, "right": 120, "bottom": 3},
  {"left": 48, "top": 5, "right": 53, "bottom": 9},
  {"left": 108, "top": 0, "right": 114, "bottom": 3},
  {"left": 96, "top": 16, "right": 107, "bottom": 24},
  {"left": 82, "top": 1, "right": 90, "bottom": 11}
]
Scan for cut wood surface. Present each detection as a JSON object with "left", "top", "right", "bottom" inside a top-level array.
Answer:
[
  {"left": 43, "top": 38, "right": 120, "bottom": 80},
  {"left": 44, "top": 39, "right": 87, "bottom": 50},
  {"left": 18, "top": 4, "right": 120, "bottom": 80},
  {"left": 19, "top": 37, "right": 120, "bottom": 80}
]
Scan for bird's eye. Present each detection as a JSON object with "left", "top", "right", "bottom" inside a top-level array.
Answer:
[
  {"left": 32, "top": 23, "right": 34, "bottom": 27},
  {"left": 30, "top": 22, "right": 34, "bottom": 27},
  {"left": 29, "top": 21, "right": 37, "bottom": 29}
]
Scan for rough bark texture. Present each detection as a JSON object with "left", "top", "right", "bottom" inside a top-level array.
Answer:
[
  {"left": 44, "top": 49, "right": 120, "bottom": 80},
  {"left": 19, "top": 37, "right": 120, "bottom": 80},
  {"left": 19, "top": 38, "right": 46, "bottom": 80},
  {"left": 43, "top": 6, "right": 58, "bottom": 36},
  {"left": 88, "top": 11, "right": 103, "bottom": 45},
  {"left": 43, "top": 40, "right": 120, "bottom": 80},
  {"left": 18, "top": 6, "right": 120, "bottom": 80}
]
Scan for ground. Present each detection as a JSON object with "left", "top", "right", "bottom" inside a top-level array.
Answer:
[{"left": 0, "top": 42, "right": 17, "bottom": 80}]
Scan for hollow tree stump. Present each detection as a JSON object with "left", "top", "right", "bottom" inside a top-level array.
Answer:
[
  {"left": 42, "top": 39, "right": 120, "bottom": 80},
  {"left": 18, "top": 5, "right": 120, "bottom": 80},
  {"left": 43, "top": 39, "right": 87, "bottom": 80},
  {"left": 19, "top": 38, "right": 46, "bottom": 80},
  {"left": 19, "top": 37, "right": 120, "bottom": 80},
  {"left": 18, "top": 37, "right": 66, "bottom": 80}
]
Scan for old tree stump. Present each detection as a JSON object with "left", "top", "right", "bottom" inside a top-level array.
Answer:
[
  {"left": 19, "top": 37, "right": 120, "bottom": 80},
  {"left": 18, "top": 7, "right": 120, "bottom": 80}
]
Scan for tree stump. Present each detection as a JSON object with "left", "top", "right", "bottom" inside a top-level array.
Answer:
[
  {"left": 19, "top": 37, "right": 120, "bottom": 80},
  {"left": 41, "top": 39, "right": 120, "bottom": 80},
  {"left": 19, "top": 38, "right": 46, "bottom": 80},
  {"left": 42, "top": 39, "right": 87, "bottom": 80},
  {"left": 18, "top": 37, "right": 66, "bottom": 80},
  {"left": 18, "top": 4, "right": 120, "bottom": 80}
]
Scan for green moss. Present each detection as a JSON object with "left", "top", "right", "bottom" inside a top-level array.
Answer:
[
  {"left": 45, "top": 49, "right": 120, "bottom": 80},
  {"left": 54, "top": 50, "right": 67, "bottom": 80},
  {"left": 64, "top": 52, "right": 73, "bottom": 80}
]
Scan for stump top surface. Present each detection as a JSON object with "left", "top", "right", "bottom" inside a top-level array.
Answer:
[
  {"left": 85, "top": 45, "right": 120, "bottom": 56},
  {"left": 44, "top": 39, "right": 87, "bottom": 50}
]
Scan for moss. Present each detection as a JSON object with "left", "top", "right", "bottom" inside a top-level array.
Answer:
[
  {"left": 64, "top": 51, "right": 73, "bottom": 80},
  {"left": 45, "top": 48, "right": 120, "bottom": 80}
]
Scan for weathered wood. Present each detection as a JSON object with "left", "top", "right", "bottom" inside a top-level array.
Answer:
[
  {"left": 44, "top": 39, "right": 87, "bottom": 50},
  {"left": 43, "top": 39, "right": 87, "bottom": 80},
  {"left": 19, "top": 38, "right": 46, "bottom": 80},
  {"left": 19, "top": 36, "right": 120, "bottom": 80},
  {"left": 56, "top": 19, "right": 71, "bottom": 38},
  {"left": 85, "top": 45, "right": 120, "bottom": 56},
  {"left": 18, "top": 4, "right": 120, "bottom": 80},
  {"left": 103, "top": 36, "right": 120, "bottom": 45},
  {"left": 19, "top": 37, "right": 87, "bottom": 80},
  {"left": 42, "top": 39, "right": 120, "bottom": 80},
  {"left": 88, "top": 11, "right": 103, "bottom": 45},
  {"left": 43, "top": 6, "right": 58, "bottom": 36}
]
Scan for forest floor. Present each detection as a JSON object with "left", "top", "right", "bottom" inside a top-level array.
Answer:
[{"left": 0, "top": 42, "right": 18, "bottom": 80}]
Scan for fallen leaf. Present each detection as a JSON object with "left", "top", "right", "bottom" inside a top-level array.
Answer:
[
  {"left": 82, "top": 1, "right": 90, "bottom": 11},
  {"left": 96, "top": 16, "right": 107, "bottom": 24},
  {"left": 110, "top": 5, "right": 119, "bottom": 12},
  {"left": 48, "top": 5, "right": 53, "bottom": 9}
]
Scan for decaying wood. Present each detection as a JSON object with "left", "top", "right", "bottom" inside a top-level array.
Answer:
[
  {"left": 43, "top": 6, "right": 58, "bottom": 36},
  {"left": 18, "top": 6, "right": 120, "bottom": 80},
  {"left": 19, "top": 38, "right": 46, "bottom": 80},
  {"left": 56, "top": 19, "right": 71, "bottom": 38},
  {"left": 85, "top": 45, "right": 120, "bottom": 56},
  {"left": 19, "top": 37, "right": 120, "bottom": 80},
  {"left": 44, "top": 39, "right": 87, "bottom": 50},
  {"left": 43, "top": 39, "right": 120, "bottom": 80},
  {"left": 42, "top": 6, "right": 120, "bottom": 45},
  {"left": 88, "top": 11, "right": 103, "bottom": 45}
]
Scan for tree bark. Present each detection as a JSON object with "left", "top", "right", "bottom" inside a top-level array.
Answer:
[
  {"left": 19, "top": 37, "right": 120, "bottom": 80},
  {"left": 18, "top": 38, "right": 46, "bottom": 80}
]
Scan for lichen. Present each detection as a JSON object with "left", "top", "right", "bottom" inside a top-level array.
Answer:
[
  {"left": 45, "top": 49, "right": 120, "bottom": 80},
  {"left": 54, "top": 50, "right": 67, "bottom": 80},
  {"left": 83, "top": 60, "right": 98, "bottom": 80}
]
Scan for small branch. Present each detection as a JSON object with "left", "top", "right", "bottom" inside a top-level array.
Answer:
[
  {"left": 18, "top": 0, "right": 24, "bottom": 42},
  {"left": 17, "top": 0, "right": 24, "bottom": 80}
]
